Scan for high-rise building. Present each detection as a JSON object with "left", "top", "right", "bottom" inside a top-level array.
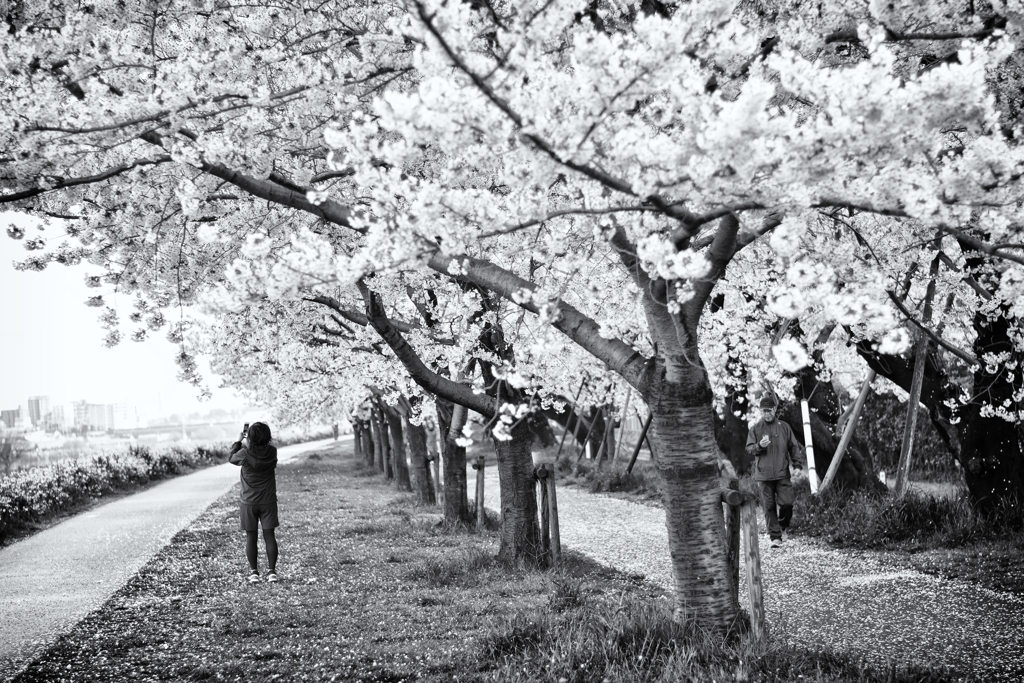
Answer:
[
  {"left": 27, "top": 396, "right": 50, "bottom": 428},
  {"left": 72, "top": 401, "right": 115, "bottom": 432},
  {"left": 1, "top": 407, "right": 21, "bottom": 430}
]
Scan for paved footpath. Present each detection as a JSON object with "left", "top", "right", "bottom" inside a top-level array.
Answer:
[
  {"left": 474, "top": 466, "right": 1024, "bottom": 681},
  {"left": 0, "top": 437, "right": 342, "bottom": 681}
]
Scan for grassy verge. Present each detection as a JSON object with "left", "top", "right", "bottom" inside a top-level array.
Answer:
[
  {"left": 791, "top": 481, "right": 1024, "bottom": 594},
  {"left": 13, "top": 444, "right": 971, "bottom": 682}
]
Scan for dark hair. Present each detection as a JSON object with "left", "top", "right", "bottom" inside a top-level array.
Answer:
[{"left": 248, "top": 422, "right": 272, "bottom": 447}]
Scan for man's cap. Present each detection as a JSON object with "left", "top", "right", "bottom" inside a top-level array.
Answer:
[{"left": 759, "top": 397, "right": 777, "bottom": 409}]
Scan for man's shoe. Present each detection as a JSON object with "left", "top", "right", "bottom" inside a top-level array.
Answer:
[
  {"left": 247, "top": 570, "right": 261, "bottom": 583},
  {"left": 267, "top": 571, "right": 280, "bottom": 583},
  {"left": 770, "top": 538, "right": 783, "bottom": 549}
]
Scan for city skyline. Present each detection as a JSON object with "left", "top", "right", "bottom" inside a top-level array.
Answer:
[{"left": 1, "top": 211, "right": 251, "bottom": 418}]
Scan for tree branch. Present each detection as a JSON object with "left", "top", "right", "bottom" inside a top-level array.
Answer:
[
  {"left": 357, "top": 279, "right": 496, "bottom": 417},
  {"left": 426, "top": 248, "right": 649, "bottom": 392},
  {"left": 886, "top": 290, "right": 979, "bottom": 365},
  {"left": 0, "top": 156, "right": 171, "bottom": 203},
  {"left": 685, "top": 213, "right": 739, "bottom": 328}
]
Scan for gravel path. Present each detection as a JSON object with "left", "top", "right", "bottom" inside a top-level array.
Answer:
[
  {"left": 475, "top": 466, "right": 1024, "bottom": 680},
  {"left": 0, "top": 437, "right": 342, "bottom": 682}
]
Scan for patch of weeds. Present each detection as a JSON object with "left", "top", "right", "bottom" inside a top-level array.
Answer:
[
  {"left": 474, "top": 597, "right": 956, "bottom": 683},
  {"left": 793, "top": 484, "right": 1024, "bottom": 550},
  {"left": 548, "top": 574, "right": 587, "bottom": 612},
  {"left": 404, "top": 546, "right": 497, "bottom": 588},
  {"left": 343, "top": 522, "right": 388, "bottom": 537},
  {"left": 385, "top": 553, "right": 405, "bottom": 563},
  {"left": 416, "top": 594, "right": 453, "bottom": 607}
]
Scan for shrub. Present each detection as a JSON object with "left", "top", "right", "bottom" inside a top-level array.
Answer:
[
  {"left": 792, "top": 481, "right": 1024, "bottom": 550},
  {"left": 0, "top": 443, "right": 230, "bottom": 542}
]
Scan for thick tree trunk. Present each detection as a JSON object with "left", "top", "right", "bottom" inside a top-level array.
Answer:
[
  {"left": 492, "top": 420, "right": 542, "bottom": 564},
  {"left": 857, "top": 311, "right": 1024, "bottom": 511},
  {"left": 384, "top": 407, "right": 412, "bottom": 491},
  {"left": 435, "top": 398, "right": 471, "bottom": 525},
  {"left": 405, "top": 417, "right": 436, "bottom": 505},
  {"left": 960, "top": 314, "right": 1024, "bottom": 512},
  {"left": 645, "top": 358, "right": 737, "bottom": 631}
]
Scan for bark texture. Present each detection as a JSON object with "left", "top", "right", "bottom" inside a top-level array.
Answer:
[
  {"left": 435, "top": 398, "right": 471, "bottom": 525},
  {"left": 492, "top": 420, "right": 542, "bottom": 563},
  {"left": 644, "top": 358, "right": 737, "bottom": 631},
  {"left": 405, "top": 417, "right": 436, "bottom": 505},
  {"left": 384, "top": 406, "right": 412, "bottom": 491}
]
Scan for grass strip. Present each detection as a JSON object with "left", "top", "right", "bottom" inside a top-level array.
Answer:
[{"left": 14, "top": 445, "right": 974, "bottom": 682}]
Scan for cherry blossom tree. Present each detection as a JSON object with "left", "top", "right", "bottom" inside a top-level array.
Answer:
[{"left": 5, "top": 0, "right": 1024, "bottom": 631}]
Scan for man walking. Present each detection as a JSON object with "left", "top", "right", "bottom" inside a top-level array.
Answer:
[{"left": 745, "top": 397, "right": 802, "bottom": 548}]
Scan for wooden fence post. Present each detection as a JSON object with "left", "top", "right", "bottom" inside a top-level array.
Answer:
[
  {"left": 472, "top": 455, "right": 486, "bottom": 530},
  {"left": 721, "top": 485, "right": 742, "bottom": 605},
  {"left": 800, "top": 398, "right": 819, "bottom": 494},
  {"left": 536, "top": 466, "right": 551, "bottom": 565},
  {"left": 740, "top": 495, "right": 765, "bottom": 642},
  {"left": 612, "top": 388, "right": 632, "bottom": 463},
  {"left": 626, "top": 411, "right": 654, "bottom": 475},
  {"left": 556, "top": 377, "right": 589, "bottom": 458},
  {"left": 819, "top": 370, "right": 875, "bottom": 494},
  {"left": 547, "top": 466, "right": 561, "bottom": 568}
]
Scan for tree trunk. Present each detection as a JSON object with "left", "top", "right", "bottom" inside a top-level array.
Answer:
[
  {"left": 370, "top": 412, "right": 384, "bottom": 472},
  {"left": 405, "top": 417, "right": 436, "bottom": 504},
  {"left": 492, "top": 419, "right": 542, "bottom": 564},
  {"left": 352, "top": 421, "right": 363, "bottom": 460},
  {"left": 384, "top": 406, "right": 412, "bottom": 491},
  {"left": 435, "top": 398, "right": 471, "bottom": 525},
  {"left": 362, "top": 419, "right": 375, "bottom": 467},
  {"left": 857, "top": 310, "right": 1024, "bottom": 511},
  {"left": 644, "top": 359, "right": 736, "bottom": 631},
  {"left": 959, "top": 314, "right": 1024, "bottom": 512}
]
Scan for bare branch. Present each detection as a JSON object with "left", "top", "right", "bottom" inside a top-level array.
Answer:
[
  {"left": 886, "top": 290, "right": 979, "bottom": 366},
  {"left": 0, "top": 156, "right": 171, "bottom": 204},
  {"left": 358, "top": 279, "right": 496, "bottom": 417},
  {"left": 425, "top": 249, "right": 649, "bottom": 392}
]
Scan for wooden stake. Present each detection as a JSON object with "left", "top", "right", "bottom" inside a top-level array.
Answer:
[
  {"left": 556, "top": 377, "right": 589, "bottom": 458},
  {"left": 472, "top": 455, "right": 486, "bottom": 530},
  {"left": 537, "top": 466, "right": 551, "bottom": 564},
  {"left": 612, "top": 388, "right": 632, "bottom": 462},
  {"left": 800, "top": 399, "right": 819, "bottom": 494},
  {"left": 740, "top": 497, "right": 765, "bottom": 642},
  {"left": 548, "top": 467, "right": 561, "bottom": 568},
  {"left": 726, "top": 494, "right": 741, "bottom": 604},
  {"left": 819, "top": 370, "right": 876, "bottom": 493},
  {"left": 895, "top": 240, "right": 942, "bottom": 496},
  {"left": 626, "top": 411, "right": 653, "bottom": 475}
]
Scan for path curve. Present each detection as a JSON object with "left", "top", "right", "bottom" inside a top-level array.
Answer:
[
  {"left": 0, "top": 437, "right": 342, "bottom": 682},
  {"left": 474, "top": 466, "right": 1024, "bottom": 681}
]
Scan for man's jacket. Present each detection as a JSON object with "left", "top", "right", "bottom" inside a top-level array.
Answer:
[
  {"left": 229, "top": 441, "right": 278, "bottom": 505},
  {"left": 745, "top": 418, "right": 802, "bottom": 481}
]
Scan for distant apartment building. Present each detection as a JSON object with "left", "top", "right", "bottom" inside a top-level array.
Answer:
[
  {"left": 72, "top": 401, "right": 115, "bottom": 432},
  {"left": 27, "top": 396, "right": 50, "bottom": 428},
  {"left": 1, "top": 407, "right": 22, "bottom": 430},
  {"left": 112, "top": 403, "right": 141, "bottom": 430}
]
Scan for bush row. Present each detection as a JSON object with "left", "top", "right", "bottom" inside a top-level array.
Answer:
[{"left": 0, "top": 443, "right": 230, "bottom": 542}]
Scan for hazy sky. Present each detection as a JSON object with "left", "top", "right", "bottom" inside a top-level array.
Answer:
[{"left": 0, "top": 212, "right": 249, "bottom": 418}]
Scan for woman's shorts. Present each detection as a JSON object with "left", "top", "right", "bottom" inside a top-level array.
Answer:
[{"left": 240, "top": 502, "right": 280, "bottom": 531}]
